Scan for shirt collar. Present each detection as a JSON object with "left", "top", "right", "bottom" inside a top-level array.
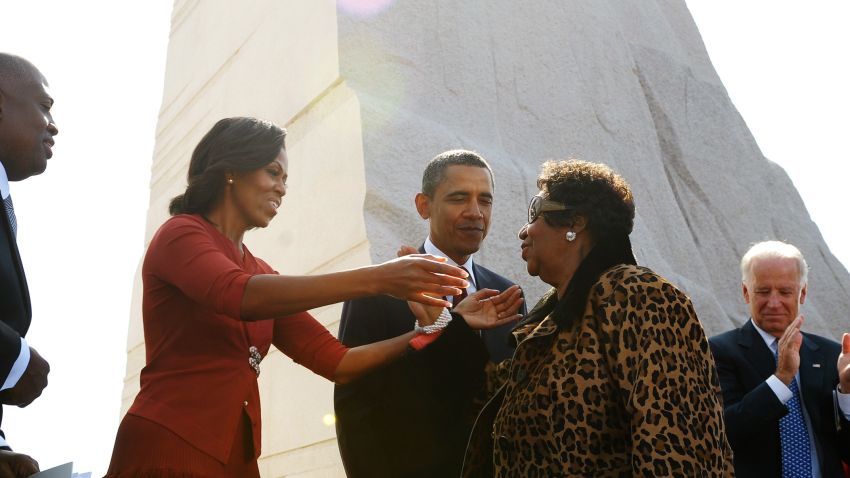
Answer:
[
  {"left": 751, "top": 318, "right": 779, "bottom": 351},
  {"left": 0, "top": 162, "right": 9, "bottom": 199},
  {"left": 423, "top": 236, "right": 477, "bottom": 288}
]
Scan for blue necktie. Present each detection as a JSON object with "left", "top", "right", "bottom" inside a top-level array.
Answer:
[
  {"left": 774, "top": 345, "right": 813, "bottom": 478},
  {"left": 3, "top": 195, "right": 16, "bottom": 238}
]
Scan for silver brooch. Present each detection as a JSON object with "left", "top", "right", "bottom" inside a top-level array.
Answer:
[{"left": 248, "top": 345, "right": 262, "bottom": 377}]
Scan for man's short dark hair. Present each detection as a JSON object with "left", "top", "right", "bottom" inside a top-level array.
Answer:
[
  {"left": 0, "top": 53, "right": 40, "bottom": 86},
  {"left": 421, "top": 149, "right": 494, "bottom": 197}
]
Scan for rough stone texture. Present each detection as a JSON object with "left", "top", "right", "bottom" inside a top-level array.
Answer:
[{"left": 338, "top": 0, "right": 849, "bottom": 340}]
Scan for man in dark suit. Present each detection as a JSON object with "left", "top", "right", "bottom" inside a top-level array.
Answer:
[
  {"left": 710, "top": 240, "right": 850, "bottom": 478},
  {"left": 334, "top": 150, "right": 524, "bottom": 478},
  {"left": 0, "top": 53, "right": 57, "bottom": 476}
]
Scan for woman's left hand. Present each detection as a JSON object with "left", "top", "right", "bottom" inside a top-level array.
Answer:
[
  {"left": 455, "top": 285, "right": 524, "bottom": 330},
  {"left": 407, "top": 296, "right": 444, "bottom": 326},
  {"left": 399, "top": 245, "right": 446, "bottom": 325}
]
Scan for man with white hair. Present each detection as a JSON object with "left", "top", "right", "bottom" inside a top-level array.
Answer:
[{"left": 710, "top": 240, "right": 850, "bottom": 477}]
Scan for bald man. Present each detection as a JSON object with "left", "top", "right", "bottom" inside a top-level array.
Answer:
[{"left": 0, "top": 52, "right": 60, "bottom": 477}]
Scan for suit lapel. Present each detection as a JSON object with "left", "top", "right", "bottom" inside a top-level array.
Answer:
[
  {"left": 472, "top": 262, "right": 491, "bottom": 290},
  {"left": 799, "top": 335, "right": 824, "bottom": 429},
  {"left": 740, "top": 320, "right": 777, "bottom": 381},
  {"left": 0, "top": 202, "right": 30, "bottom": 321}
]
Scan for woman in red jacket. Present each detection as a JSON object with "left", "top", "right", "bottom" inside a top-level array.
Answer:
[{"left": 105, "top": 117, "right": 521, "bottom": 477}]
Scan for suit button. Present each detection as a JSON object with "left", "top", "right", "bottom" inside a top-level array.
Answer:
[{"left": 243, "top": 400, "right": 248, "bottom": 406}]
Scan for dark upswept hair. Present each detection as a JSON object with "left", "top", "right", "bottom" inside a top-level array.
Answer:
[
  {"left": 536, "top": 159, "right": 635, "bottom": 240},
  {"left": 421, "top": 149, "right": 494, "bottom": 197},
  {"left": 169, "top": 117, "right": 287, "bottom": 216}
]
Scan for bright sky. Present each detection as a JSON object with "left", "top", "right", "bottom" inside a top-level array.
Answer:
[{"left": 0, "top": 1, "right": 847, "bottom": 475}]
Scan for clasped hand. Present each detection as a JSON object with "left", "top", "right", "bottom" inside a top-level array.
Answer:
[
  {"left": 0, "top": 347, "right": 49, "bottom": 408},
  {"left": 776, "top": 315, "right": 850, "bottom": 394},
  {"left": 408, "top": 285, "right": 524, "bottom": 330},
  {"left": 774, "top": 315, "right": 804, "bottom": 385}
]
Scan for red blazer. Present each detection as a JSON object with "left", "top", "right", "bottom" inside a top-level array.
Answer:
[{"left": 127, "top": 214, "right": 347, "bottom": 463}]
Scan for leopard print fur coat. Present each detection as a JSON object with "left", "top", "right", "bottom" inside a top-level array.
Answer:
[{"left": 457, "top": 264, "right": 735, "bottom": 477}]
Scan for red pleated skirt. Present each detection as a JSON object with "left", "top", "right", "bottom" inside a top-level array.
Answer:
[{"left": 104, "top": 412, "right": 259, "bottom": 478}]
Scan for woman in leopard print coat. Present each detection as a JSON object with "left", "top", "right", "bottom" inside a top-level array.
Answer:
[{"left": 411, "top": 160, "right": 734, "bottom": 477}]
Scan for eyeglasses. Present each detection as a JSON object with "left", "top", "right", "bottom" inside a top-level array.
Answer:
[{"left": 527, "top": 194, "right": 573, "bottom": 224}]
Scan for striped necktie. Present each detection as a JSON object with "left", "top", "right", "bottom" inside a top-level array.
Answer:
[
  {"left": 773, "top": 343, "right": 813, "bottom": 478},
  {"left": 3, "top": 195, "right": 16, "bottom": 238}
]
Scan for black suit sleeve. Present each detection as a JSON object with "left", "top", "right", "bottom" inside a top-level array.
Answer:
[
  {"left": 334, "top": 296, "right": 492, "bottom": 478},
  {"left": 0, "top": 221, "right": 28, "bottom": 381},
  {"left": 334, "top": 296, "right": 420, "bottom": 477},
  {"left": 0, "top": 322, "right": 22, "bottom": 380},
  {"left": 472, "top": 265, "right": 523, "bottom": 363},
  {"left": 406, "top": 313, "right": 490, "bottom": 399},
  {"left": 709, "top": 336, "right": 787, "bottom": 450}
]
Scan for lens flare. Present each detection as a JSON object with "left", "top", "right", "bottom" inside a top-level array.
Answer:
[
  {"left": 340, "top": 30, "right": 408, "bottom": 134},
  {"left": 338, "top": 0, "right": 395, "bottom": 19},
  {"left": 322, "top": 413, "right": 337, "bottom": 426}
]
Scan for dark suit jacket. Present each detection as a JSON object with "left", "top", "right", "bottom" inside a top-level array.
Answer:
[
  {"left": 710, "top": 320, "right": 850, "bottom": 477},
  {"left": 334, "top": 258, "right": 523, "bottom": 478},
  {"left": 0, "top": 200, "right": 31, "bottom": 442}
]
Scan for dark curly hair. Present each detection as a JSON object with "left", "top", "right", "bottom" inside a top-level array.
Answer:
[
  {"left": 536, "top": 159, "right": 634, "bottom": 240},
  {"left": 169, "top": 117, "right": 287, "bottom": 216}
]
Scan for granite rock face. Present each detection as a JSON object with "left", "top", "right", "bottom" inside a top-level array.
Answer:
[{"left": 337, "top": 0, "right": 849, "bottom": 339}]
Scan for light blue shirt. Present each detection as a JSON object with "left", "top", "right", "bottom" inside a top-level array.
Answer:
[{"left": 0, "top": 160, "right": 9, "bottom": 199}]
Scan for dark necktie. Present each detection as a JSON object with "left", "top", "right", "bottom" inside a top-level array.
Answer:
[
  {"left": 773, "top": 343, "right": 813, "bottom": 478},
  {"left": 452, "top": 266, "right": 469, "bottom": 308},
  {"left": 3, "top": 195, "right": 16, "bottom": 238}
]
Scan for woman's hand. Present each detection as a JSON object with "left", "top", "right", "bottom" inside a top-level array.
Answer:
[
  {"left": 376, "top": 254, "right": 468, "bottom": 307},
  {"left": 396, "top": 245, "right": 450, "bottom": 322},
  {"left": 407, "top": 296, "right": 445, "bottom": 327},
  {"left": 455, "top": 285, "right": 524, "bottom": 330}
]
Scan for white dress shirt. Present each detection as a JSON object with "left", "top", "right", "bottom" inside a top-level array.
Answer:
[{"left": 423, "top": 236, "right": 477, "bottom": 303}]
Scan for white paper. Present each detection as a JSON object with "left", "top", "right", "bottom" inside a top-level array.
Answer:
[{"left": 27, "top": 462, "right": 73, "bottom": 478}]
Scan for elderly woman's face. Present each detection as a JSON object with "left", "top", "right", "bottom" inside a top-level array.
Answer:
[
  {"left": 230, "top": 148, "right": 288, "bottom": 229},
  {"left": 518, "top": 192, "right": 571, "bottom": 282}
]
